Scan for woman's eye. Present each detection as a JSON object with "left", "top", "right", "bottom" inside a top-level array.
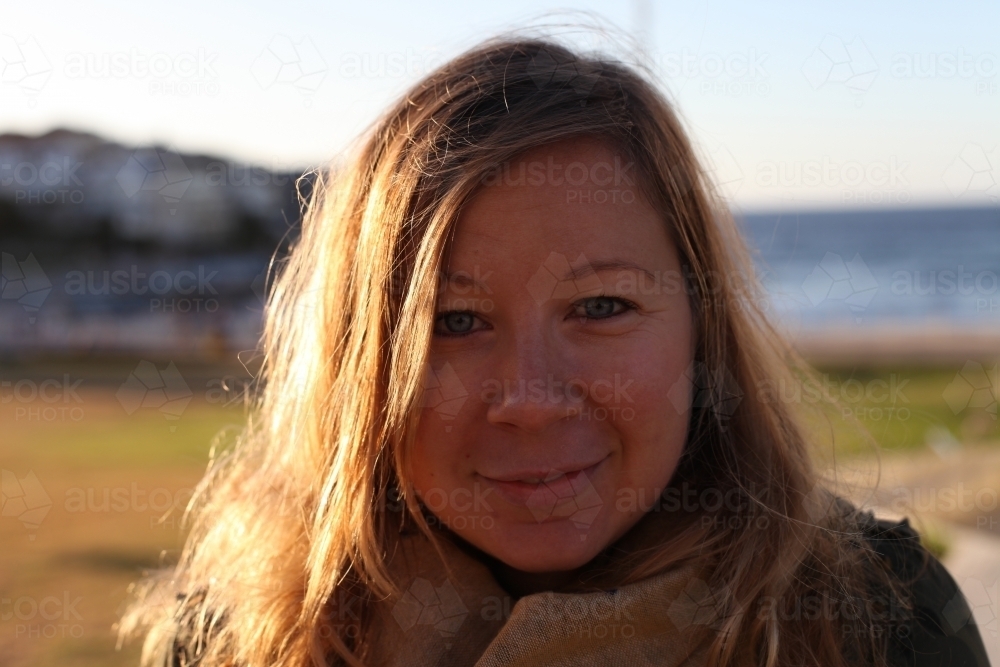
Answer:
[
  {"left": 573, "top": 296, "right": 634, "bottom": 320},
  {"left": 433, "top": 311, "right": 481, "bottom": 336}
]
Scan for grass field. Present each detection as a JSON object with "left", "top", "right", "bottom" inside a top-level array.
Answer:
[
  {"left": 2, "top": 360, "right": 250, "bottom": 667},
  {"left": 2, "top": 358, "right": 997, "bottom": 666},
  {"left": 802, "top": 363, "right": 999, "bottom": 456}
]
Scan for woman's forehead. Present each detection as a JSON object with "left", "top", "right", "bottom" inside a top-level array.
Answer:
[
  {"left": 511, "top": 136, "right": 628, "bottom": 165},
  {"left": 449, "top": 142, "right": 666, "bottom": 260}
]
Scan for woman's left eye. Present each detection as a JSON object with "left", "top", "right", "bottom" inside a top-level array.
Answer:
[
  {"left": 433, "top": 311, "right": 484, "bottom": 336},
  {"left": 572, "top": 296, "right": 635, "bottom": 320}
]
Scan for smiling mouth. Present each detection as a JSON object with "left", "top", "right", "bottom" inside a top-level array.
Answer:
[
  {"left": 483, "top": 458, "right": 605, "bottom": 484},
  {"left": 477, "top": 456, "right": 608, "bottom": 505},
  {"left": 518, "top": 471, "right": 570, "bottom": 484}
]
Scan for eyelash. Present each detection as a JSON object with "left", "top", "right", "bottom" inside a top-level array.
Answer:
[
  {"left": 433, "top": 311, "right": 485, "bottom": 338},
  {"left": 571, "top": 295, "right": 638, "bottom": 320},
  {"left": 432, "top": 296, "right": 637, "bottom": 337}
]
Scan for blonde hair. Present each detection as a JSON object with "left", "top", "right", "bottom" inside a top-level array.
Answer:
[{"left": 122, "top": 35, "right": 902, "bottom": 667}]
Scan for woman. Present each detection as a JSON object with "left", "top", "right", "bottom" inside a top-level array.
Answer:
[{"left": 121, "top": 37, "right": 990, "bottom": 667}]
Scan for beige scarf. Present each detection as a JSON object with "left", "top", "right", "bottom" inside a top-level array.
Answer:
[{"left": 361, "top": 510, "right": 716, "bottom": 667}]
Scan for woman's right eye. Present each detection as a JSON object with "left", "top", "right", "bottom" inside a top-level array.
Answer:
[{"left": 433, "top": 311, "right": 484, "bottom": 337}]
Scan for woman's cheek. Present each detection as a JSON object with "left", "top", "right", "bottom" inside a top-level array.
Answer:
[
  {"left": 609, "top": 344, "right": 691, "bottom": 494},
  {"left": 410, "top": 363, "right": 481, "bottom": 507}
]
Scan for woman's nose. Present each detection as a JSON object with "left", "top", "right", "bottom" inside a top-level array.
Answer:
[{"left": 484, "top": 333, "right": 582, "bottom": 432}]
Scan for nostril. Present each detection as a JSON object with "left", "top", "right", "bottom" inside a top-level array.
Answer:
[{"left": 485, "top": 376, "right": 587, "bottom": 432}]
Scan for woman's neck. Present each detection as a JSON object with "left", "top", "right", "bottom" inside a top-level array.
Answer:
[
  {"left": 488, "top": 561, "right": 584, "bottom": 598},
  {"left": 438, "top": 526, "right": 588, "bottom": 597}
]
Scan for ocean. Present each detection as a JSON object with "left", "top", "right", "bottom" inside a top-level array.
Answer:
[{"left": 736, "top": 206, "right": 1000, "bottom": 332}]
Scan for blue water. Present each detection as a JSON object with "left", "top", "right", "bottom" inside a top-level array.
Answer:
[{"left": 736, "top": 207, "right": 1000, "bottom": 329}]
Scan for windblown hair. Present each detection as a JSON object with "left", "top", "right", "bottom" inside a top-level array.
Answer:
[{"left": 121, "top": 35, "right": 904, "bottom": 667}]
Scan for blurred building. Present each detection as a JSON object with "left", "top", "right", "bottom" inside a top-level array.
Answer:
[{"left": 0, "top": 129, "right": 309, "bottom": 360}]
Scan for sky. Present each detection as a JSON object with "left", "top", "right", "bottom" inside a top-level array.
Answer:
[{"left": 2, "top": 0, "right": 998, "bottom": 211}]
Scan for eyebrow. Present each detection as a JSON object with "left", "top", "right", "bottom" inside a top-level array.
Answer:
[
  {"left": 439, "top": 259, "right": 658, "bottom": 290},
  {"left": 563, "top": 259, "right": 658, "bottom": 283},
  {"left": 440, "top": 271, "right": 487, "bottom": 291}
]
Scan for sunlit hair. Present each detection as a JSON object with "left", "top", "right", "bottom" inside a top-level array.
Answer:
[{"left": 121, "top": 35, "right": 903, "bottom": 667}]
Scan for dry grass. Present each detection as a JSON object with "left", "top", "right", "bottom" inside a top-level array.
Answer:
[{"left": 2, "top": 381, "right": 246, "bottom": 667}]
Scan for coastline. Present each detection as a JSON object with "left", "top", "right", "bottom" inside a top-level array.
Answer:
[{"left": 790, "top": 323, "right": 1000, "bottom": 365}]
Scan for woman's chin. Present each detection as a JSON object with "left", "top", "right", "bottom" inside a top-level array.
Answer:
[{"left": 479, "top": 516, "right": 612, "bottom": 574}]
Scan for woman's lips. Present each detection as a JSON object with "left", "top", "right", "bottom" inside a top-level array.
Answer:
[{"left": 477, "top": 456, "right": 608, "bottom": 508}]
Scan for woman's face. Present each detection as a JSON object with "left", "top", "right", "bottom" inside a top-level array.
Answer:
[{"left": 410, "top": 138, "right": 694, "bottom": 576}]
